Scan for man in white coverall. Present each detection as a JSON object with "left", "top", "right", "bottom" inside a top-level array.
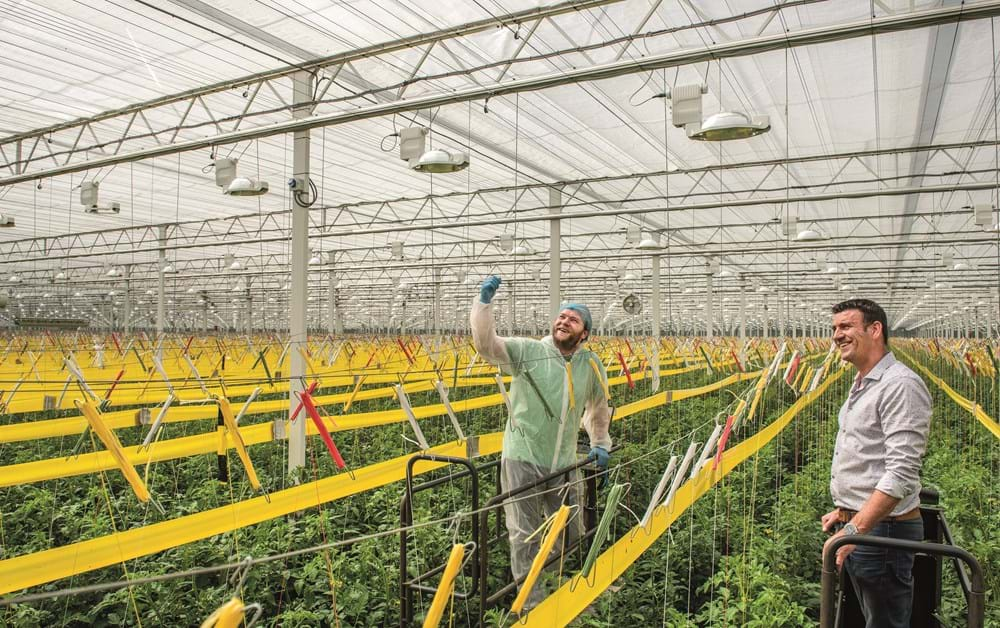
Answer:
[{"left": 470, "top": 275, "right": 612, "bottom": 609}]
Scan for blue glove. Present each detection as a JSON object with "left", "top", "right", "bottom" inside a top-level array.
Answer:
[
  {"left": 589, "top": 446, "right": 610, "bottom": 489},
  {"left": 588, "top": 446, "right": 609, "bottom": 470},
  {"left": 479, "top": 275, "right": 501, "bottom": 304}
]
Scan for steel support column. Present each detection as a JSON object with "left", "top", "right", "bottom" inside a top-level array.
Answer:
[
  {"left": 287, "top": 70, "right": 313, "bottom": 475},
  {"left": 157, "top": 226, "right": 167, "bottom": 339},
  {"left": 739, "top": 282, "right": 746, "bottom": 342},
  {"left": 122, "top": 264, "right": 131, "bottom": 334},
  {"left": 327, "top": 266, "right": 337, "bottom": 335},
  {"left": 705, "top": 274, "right": 713, "bottom": 339},
  {"left": 549, "top": 188, "right": 562, "bottom": 321},
  {"left": 651, "top": 254, "right": 661, "bottom": 338}
]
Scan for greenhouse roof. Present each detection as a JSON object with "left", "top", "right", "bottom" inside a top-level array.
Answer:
[{"left": 1, "top": 0, "right": 999, "bottom": 332}]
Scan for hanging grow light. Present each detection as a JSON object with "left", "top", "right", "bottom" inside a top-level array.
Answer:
[{"left": 687, "top": 111, "right": 770, "bottom": 141}]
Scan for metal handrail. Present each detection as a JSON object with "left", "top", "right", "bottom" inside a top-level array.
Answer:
[
  {"left": 820, "top": 535, "right": 986, "bottom": 628},
  {"left": 400, "top": 453, "right": 487, "bottom": 626}
]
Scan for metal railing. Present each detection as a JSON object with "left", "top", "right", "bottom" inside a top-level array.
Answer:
[{"left": 820, "top": 532, "right": 985, "bottom": 628}]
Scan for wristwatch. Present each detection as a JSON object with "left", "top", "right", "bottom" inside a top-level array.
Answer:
[{"left": 841, "top": 522, "right": 861, "bottom": 536}]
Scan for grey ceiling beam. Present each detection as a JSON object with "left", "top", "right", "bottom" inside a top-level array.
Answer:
[{"left": 4, "top": 0, "right": 1000, "bottom": 187}]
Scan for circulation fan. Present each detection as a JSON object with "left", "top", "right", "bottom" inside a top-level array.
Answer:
[{"left": 622, "top": 293, "right": 642, "bottom": 315}]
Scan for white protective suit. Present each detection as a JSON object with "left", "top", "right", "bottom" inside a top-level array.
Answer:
[{"left": 470, "top": 298, "right": 612, "bottom": 608}]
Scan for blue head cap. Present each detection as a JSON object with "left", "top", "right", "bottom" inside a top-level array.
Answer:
[{"left": 559, "top": 302, "right": 592, "bottom": 332}]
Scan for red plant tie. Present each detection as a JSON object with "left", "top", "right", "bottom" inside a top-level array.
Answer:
[
  {"left": 289, "top": 380, "right": 320, "bottom": 422},
  {"left": 617, "top": 351, "right": 634, "bottom": 389},
  {"left": 297, "top": 390, "right": 346, "bottom": 469},
  {"left": 712, "top": 415, "right": 736, "bottom": 471}
]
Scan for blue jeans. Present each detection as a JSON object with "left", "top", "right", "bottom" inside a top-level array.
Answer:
[{"left": 844, "top": 518, "right": 924, "bottom": 628}]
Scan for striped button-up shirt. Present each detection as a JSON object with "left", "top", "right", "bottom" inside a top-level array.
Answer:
[{"left": 830, "top": 352, "right": 932, "bottom": 515}]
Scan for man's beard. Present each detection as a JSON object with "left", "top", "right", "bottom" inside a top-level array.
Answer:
[{"left": 552, "top": 326, "right": 586, "bottom": 352}]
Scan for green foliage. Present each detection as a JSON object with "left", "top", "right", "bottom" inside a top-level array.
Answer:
[{"left": 2, "top": 359, "right": 997, "bottom": 626}]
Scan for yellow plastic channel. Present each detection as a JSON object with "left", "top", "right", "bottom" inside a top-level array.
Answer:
[
  {"left": 511, "top": 504, "right": 572, "bottom": 616},
  {"left": 422, "top": 544, "right": 467, "bottom": 628}
]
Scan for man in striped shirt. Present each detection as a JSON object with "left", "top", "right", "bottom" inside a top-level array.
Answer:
[{"left": 821, "top": 298, "right": 931, "bottom": 628}]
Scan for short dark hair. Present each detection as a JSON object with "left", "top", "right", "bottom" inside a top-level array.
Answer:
[{"left": 831, "top": 298, "right": 889, "bottom": 345}]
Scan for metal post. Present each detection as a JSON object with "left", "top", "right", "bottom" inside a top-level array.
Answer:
[
  {"left": 507, "top": 287, "right": 515, "bottom": 335},
  {"left": 245, "top": 282, "right": 253, "bottom": 334},
  {"left": 334, "top": 270, "right": 341, "bottom": 334},
  {"left": 157, "top": 225, "right": 167, "bottom": 340},
  {"left": 651, "top": 254, "right": 661, "bottom": 338},
  {"left": 739, "top": 282, "right": 746, "bottom": 342},
  {"left": 287, "top": 70, "right": 313, "bottom": 475},
  {"left": 549, "top": 187, "right": 562, "bottom": 320},
  {"left": 763, "top": 293, "right": 770, "bottom": 340},
  {"left": 122, "top": 264, "right": 131, "bottom": 334},
  {"left": 777, "top": 293, "right": 785, "bottom": 339},
  {"left": 433, "top": 268, "right": 441, "bottom": 335},
  {"left": 705, "top": 274, "right": 713, "bottom": 339}
]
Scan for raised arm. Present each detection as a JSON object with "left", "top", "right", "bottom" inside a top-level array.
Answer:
[{"left": 469, "top": 275, "right": 511, "bottom": 366}]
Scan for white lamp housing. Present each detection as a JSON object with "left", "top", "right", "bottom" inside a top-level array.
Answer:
[
  {"left": 499, "top": 233, "right": 514, "bottom": 254},
  {"left": 973, "top": 203, "right": 993, "bottom": 227},
  {"left": 80, "top": 181, "right": 121, "bottom": 214},
  {"left": 412, "top": 148, "right": 469, "bottom": 173},
  {"left": 399, "top": 127, "right": 429, "bottom": 167},
  {"left": 637, "top": 234, "right": 662, "bottom": 250},
  {"left": 687, "top": 111, "right": 770, "bottom": 141},
  {"left": 781, "top": 214, "right": 798, "bottom": 236},
  {"left": 0, "top": 214, "right": 14, "bottom": 227},
  {"left": 391, "top": 240, "right": 405, "bottom": 260},
  {"left": 796, "top": 228, "right": 825, "bottom": 241},
  {"left": 668, "top": 84, "right": 707, "bottom": 127},
  {"left": 225, "top": 177, "right": 269, "bottom": 196},
  {"left": 215, "top": 158, "right": 238, "bottom": 188}
]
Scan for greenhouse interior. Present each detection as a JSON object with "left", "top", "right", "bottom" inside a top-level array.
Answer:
[{"left": 0, "top": 0, "right": 998, "bottom": 625}]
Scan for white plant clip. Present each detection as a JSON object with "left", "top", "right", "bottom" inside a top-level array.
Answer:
[
  {"left": 434, "top": 379, "right": 466, "bottom": 442},
  {"left": 639, "top": 455, "right": 678, "bottom": 528},
  {"left": 396, "top": 384, "right": 430, "bottom": 450},
  {"left": 663, "top": 440, "right": 700, "bottom": 512}
]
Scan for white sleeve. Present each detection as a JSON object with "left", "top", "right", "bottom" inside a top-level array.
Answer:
[
  {"left": 582, "top": 396, "right": 612, "bottom": 450},
  {"left": 470, "top": 298, "right": 511, "bottom": 366}
]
